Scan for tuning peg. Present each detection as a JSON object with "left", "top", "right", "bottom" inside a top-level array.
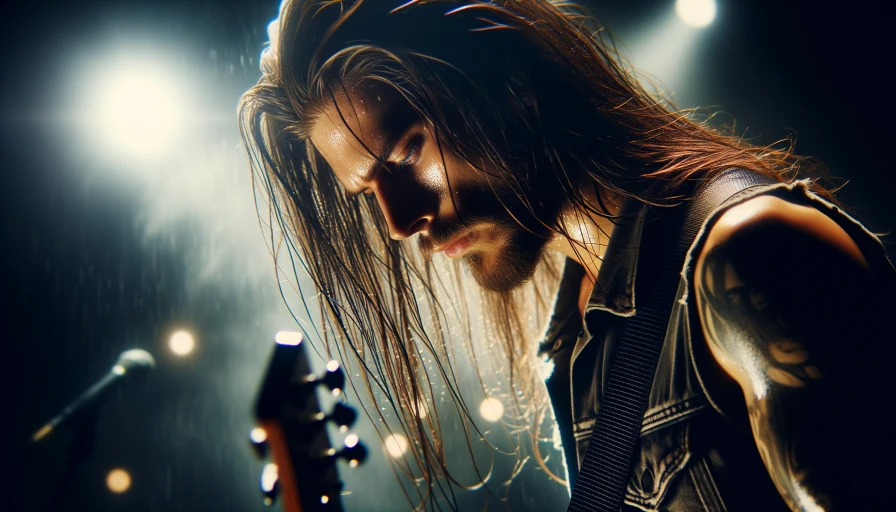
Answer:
[
  {"left": 306, "top": 402, "right": 357, "bottom": 429},
  {"left": 298, "top": 361, "right": 346, "bottom": 395},
  {"left": 259, "top": 463, "right": 278, "bottom": 506},
  {"left": 320, "top": 361, "right": 345, "bottom": 392},
  {"left": 249, "top": 427, "right": 268, "bottom": 458},
  {"left": 336, "top": 434, "right": 368, "bottom": 468},
  {"left": 327, "top": 402, "right": 357, "bottom": 428}
]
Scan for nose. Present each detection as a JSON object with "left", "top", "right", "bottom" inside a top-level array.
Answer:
[{"left": 371, "top": 172, "right": 437, "bottom": 240}]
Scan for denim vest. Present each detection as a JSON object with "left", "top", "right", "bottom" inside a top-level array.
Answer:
[{"left": 538, "top": 179, "right": 896, "bottom": 511}]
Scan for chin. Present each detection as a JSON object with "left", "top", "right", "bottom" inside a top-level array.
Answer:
[{"left": 464, "top": 243, "right": 543, "bottom": 293}]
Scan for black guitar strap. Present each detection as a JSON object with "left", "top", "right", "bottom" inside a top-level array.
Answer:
[{"left": 567, "top": 168, "right": 776, "bottom": 511}]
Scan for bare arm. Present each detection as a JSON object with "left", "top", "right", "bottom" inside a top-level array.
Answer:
[{"left": 694, "top": 195, "right": 879, "bottom": 511}]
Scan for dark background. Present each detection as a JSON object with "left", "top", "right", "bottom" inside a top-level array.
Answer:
[{"left": 2, "top": 1, "right": 892, "bottom": 511}]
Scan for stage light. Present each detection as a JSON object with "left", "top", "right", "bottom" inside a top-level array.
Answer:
[
  {"left": 675, "top": 0, "right": 716, "bottom": 28},
  {"left": 479, "top": 398, "right": 504, "bottom": 422},
  {"left": 344, "top": 434, "right": 359, "bottom": 448},
  {"left": 96, "top": 67, "right": 183, "bottom": 155},
  {"left": 106, "top": 468, "right": 131, "bottom": 494},
  {"left": 625, "top": 1, "right": 712, "bottom": 107},
  {"left": 384, "top": 434, "right": 409, "bottom": 458},
  {"left": 169, "top": 330, "right": 195, "bottom": 356}
]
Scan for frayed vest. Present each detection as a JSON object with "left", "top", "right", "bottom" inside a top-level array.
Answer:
[{"left": 539, "top": 180, "right": 896, "bottom": 511}]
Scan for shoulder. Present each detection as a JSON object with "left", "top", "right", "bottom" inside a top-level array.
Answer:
[
  {"left": 692, "top": 192, "right": 875, "bottom": 386},
  {"left": 697, "top": 194, "right": 867, "bottom": 272},
  {"left": 689, "top": 193, "right": 888, "bottom": 507}
]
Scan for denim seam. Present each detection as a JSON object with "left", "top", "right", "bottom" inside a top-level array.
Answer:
[
  {"left": 641, "top": 395, "right": 710, "bottom": 435},
  {"left": 689, "top": 456, "right": 727, "bottom": 511},
  {"left": 623, "top": 422, "right": 691, "bottom": 510},
  {"left": 571, "top": 395, "right": 710, "bottom": 439}
]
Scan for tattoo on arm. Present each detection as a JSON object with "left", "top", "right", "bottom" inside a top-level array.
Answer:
[
  {"left": 694, "top": 197, "right": 890, "bottom": 510},
  {"left": 697, "top": 246, "right": 829, "bottom": 511}
]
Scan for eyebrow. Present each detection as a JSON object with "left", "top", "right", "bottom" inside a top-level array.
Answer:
[
  {"left": 344, "top": 135, "right": 400, "bottom": 199},
  {"left": 362, "top": 133, "right": 402, "bottom": 181},
  {"left": 355, "top": 107, "right": 417, "bottom": 185}
]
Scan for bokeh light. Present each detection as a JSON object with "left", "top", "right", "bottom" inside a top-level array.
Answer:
[
  {"left": 168, "top": 330, "right": 195, "bottom": 356},
  {"left": 249, "top": 427, "right": 267, "bottom": 444},
  {"left": 414, "top": 398, "right": 428, "bottom": 419},
  {"left": 479, "top": 398, "right": 505, "bottom": 422},
  {"left": 260, "top": 463, "right": 278, "bottom": 493},
  {"left": 106, "top": 468, "right": 131, "bottom": 494},
  {"left": 274, "top": 331, "right": 303, "bottom": 346},
  {"left": 384, "top": 434, "right": 409, "bottom": 458}
]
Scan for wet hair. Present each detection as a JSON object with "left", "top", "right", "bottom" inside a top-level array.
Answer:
[{"left": 238, "top": 0, "right": 834, "bottom": 508}]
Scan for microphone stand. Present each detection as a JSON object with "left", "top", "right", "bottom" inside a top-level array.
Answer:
[
  {"left": 14, "top": 349, "right": 154, "bottom": 511},
  {"left": 12, "top": 405, "right": 101, "bottom": 512},
  {"left": 43, "top": 407, "right": 99, "bottom": 512}
]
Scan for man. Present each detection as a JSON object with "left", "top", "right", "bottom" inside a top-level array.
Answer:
[{"left": 239, "top": 0, "right": 895, "bottom": 509}]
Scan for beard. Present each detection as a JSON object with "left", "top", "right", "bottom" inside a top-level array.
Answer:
[
  {"left": 419, "top": 179, "right": 561, "bottom": 293},
  {"left": 462, "top": 218, "right": 548, "bottom": 292}
]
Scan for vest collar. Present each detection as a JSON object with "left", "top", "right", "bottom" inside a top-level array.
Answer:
[
  {"left": 540, "top": 198, "right": 648, "bottom": 348},
  {"left": 583, "top": 197, "right": 648, "bottom": 319}
]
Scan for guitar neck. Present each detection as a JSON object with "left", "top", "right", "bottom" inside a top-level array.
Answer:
[{"left": 253, "top": 335, "right": 361, "bottom": 512}]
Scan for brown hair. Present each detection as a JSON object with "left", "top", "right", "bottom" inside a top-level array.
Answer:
[{"left": 238, "top": 0, "right": 832, "bottom": 508}]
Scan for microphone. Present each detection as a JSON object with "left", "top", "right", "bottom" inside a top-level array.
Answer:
[{"left": 30, "top": 348, "right": 156, "bottom": 443}]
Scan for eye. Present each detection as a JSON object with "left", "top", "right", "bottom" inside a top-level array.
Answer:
[
  {"left": 345, "top": 188, "right": 373, "bottom": 200},
  {"left": 345, "top": 131, "right": 424, "bottom": 201},
  {"left": 394, "top": 133, "right": 424, "bottom": 172}
]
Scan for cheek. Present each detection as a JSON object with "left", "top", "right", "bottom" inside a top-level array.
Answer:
[
  {"left": 435, "top": 150, "right": 488, "bottom": 200},
  {"left": 419, "top": 145, "right": 473, "bottom": 217},
  {"left": 419, "top": 158, "right": 447, "bottom": 197}
]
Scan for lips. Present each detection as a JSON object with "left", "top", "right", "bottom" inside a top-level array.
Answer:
[{"left": 443, "top": 231, "right": 474, "bottom": 259}]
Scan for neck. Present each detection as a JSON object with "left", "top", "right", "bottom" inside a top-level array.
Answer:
[{"left": 544, "top": 181, "right": 623, "bottom": 285}]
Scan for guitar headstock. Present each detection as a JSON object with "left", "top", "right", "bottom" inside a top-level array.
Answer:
[{"left": 250, "top": 332, "right": 367, "bottom": 511}]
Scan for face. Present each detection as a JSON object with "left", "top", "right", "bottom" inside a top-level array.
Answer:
[{"left": 309, "top": 81, "right": 560, "bottom": 292}]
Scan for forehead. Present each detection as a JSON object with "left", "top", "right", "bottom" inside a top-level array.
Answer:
[{"left": 309, "top": 82, "right": 417, "bottom": 180}]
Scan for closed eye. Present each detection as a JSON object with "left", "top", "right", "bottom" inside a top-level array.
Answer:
[
  {"left": 394, "top": 133, "right": 424, "bottom": 172},
  {"left": 345, "top": 188, "right": 372, "bottom": 200},
  {"left": 345, "top": 132, "right": 424, "bottom": 200}
]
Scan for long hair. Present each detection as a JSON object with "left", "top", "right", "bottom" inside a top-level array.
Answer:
[{"left": 238, "top": 0, "right": 833, "bottom": 508}]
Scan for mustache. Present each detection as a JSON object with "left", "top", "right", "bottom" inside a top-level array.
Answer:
[{"left": 417, "top": 216, "right": 493, "bottom": 260}]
